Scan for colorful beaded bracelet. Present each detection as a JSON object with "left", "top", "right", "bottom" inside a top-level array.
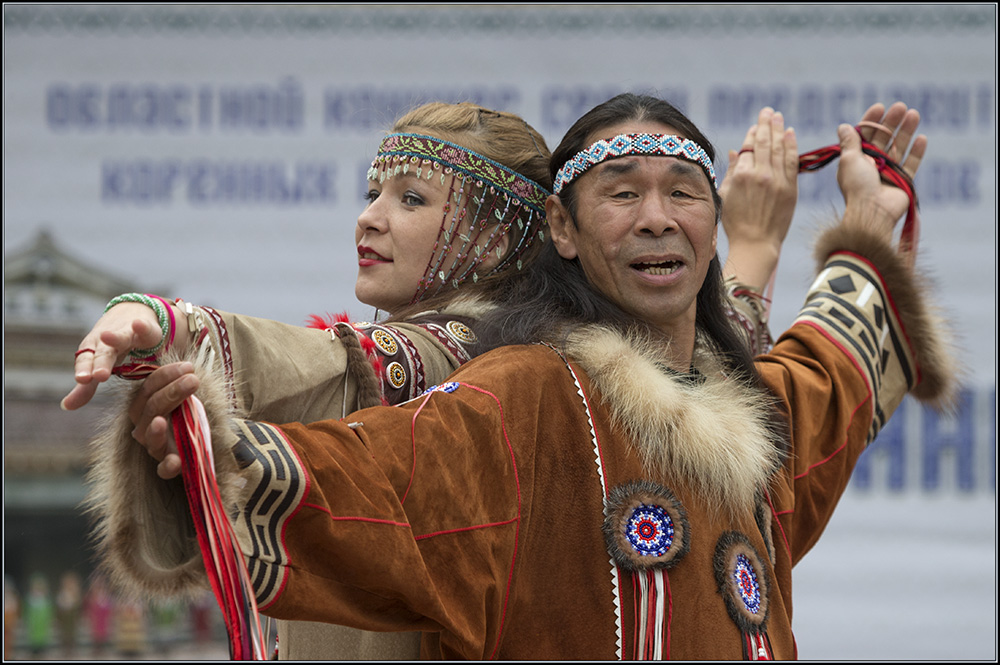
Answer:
[
  {"left": 146, "top": 293, "right": 176, "bottom": 353},
  {"left": 104, "top": 292, "right": 171, "bottom": 359}
]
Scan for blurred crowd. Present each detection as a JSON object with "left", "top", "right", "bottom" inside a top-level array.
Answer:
[{"left": 4, "top": 571, "right": 230, "bottom": 660}]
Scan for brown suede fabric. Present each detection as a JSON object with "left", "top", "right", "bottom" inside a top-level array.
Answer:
[
  {"left": 89, "top": 232, "right": 952, "bottom": 658},
  {"left": 215, "top": 231, "right": 952, "bottom": 659},
  {"left": 86, "top": 305, "right": 481, "bottom": 660},
  {"left": 233, "top": 334, "right": 853, "bottom": 658}
]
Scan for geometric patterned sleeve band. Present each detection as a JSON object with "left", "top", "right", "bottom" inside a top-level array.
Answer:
[
  {"left": 791, "top": 250, "right": 917, "bottom": 445},
  {"left": 230, "top": 419, "right": 307, "bottom": 610}
]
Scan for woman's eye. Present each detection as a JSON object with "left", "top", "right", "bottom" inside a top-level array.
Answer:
[
  {"left": 612, "top": 191, "right": 637, "bottom": 199},
  {"left": 672, "top": 189, "right": 692, "bottom": 199},
  {"left": 402, "top": 192, "right": 425, "bottom": 206},
  {"left": 364, "top": 189, "right": 380, "bottom": 203}
]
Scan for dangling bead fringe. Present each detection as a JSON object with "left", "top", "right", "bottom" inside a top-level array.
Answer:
[
  {"left": 744, "top": 632, "right": 772, "bottom": 660},
  {"left": 634, "top": 569, "right": 670, "bottom": 660}
]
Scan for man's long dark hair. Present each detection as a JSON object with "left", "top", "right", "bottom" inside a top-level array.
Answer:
[{"left": 474, "top": 93, "right": 764, "bottom": 388}]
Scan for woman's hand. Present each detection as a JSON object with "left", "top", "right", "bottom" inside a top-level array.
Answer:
[{"left": 62, "top": 300, "right": 187, "bottom": 411}]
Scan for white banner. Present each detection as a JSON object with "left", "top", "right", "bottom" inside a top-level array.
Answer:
[
  {"left": 5, "top": 4, "right": 995, "bottom": 387},
  {"left": 4, "top": 6, "right": 996, "bottom": 659}
]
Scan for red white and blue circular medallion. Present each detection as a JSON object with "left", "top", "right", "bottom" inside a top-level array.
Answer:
[
  {"left": 604, "top": 480, "right": 689, "bottom": 571},
  {"left": 625, "top": 504, "right": 674, "bottom": 557}
]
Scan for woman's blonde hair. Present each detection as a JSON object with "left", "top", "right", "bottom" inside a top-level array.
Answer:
[{"left": 392, "top": 102, "right": 551, "bottom": 191}]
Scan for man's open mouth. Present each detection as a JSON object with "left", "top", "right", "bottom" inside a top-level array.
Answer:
[{"left": 632, "top": 260, "right": 681, "bottom": 276}]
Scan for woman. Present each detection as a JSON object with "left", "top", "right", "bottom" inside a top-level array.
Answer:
[
  {"left": 64, "top": 102, "right": 551, "bottom": 424},
  {"left": 73, "top": 100, "right": 790, "bottom": 660},
  {"left": 75, "top": 101, "right": 555, "bottom": 660}
]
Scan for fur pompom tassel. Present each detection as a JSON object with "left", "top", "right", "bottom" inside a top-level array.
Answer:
[{"left": 305, "top": 311, "right": 351, "bottom": 330}]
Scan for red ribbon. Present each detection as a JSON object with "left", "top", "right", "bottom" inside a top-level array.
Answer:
[
  {"left": 113, "top": 363, "right": 268, "bottom": 660},
  {"left": 797, "top": 126, "right": 921, "bottom": 264}
]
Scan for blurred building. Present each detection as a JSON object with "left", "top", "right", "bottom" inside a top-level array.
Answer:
[{"left": 3, "top": 230, "right": 162, "bottom": 588}]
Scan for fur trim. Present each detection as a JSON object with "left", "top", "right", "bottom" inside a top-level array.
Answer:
[
  {"left": 83, "top": 346, "right": 243, "bottom": 600},
  {"left": 814, "top": 221, "right": 960, "bottom": 410},
  {"left": 565, "top": 327, "right": 784, "bottom": 517},
  {"left": 334, "top": 324, "right": 386, "bottom": 409},
  {"left": 439, "top": 293, "right": 499, "bottom": 320}
]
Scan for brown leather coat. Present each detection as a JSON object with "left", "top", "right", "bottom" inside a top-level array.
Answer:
[{"left": 214, "top": 226, "right": 952, "bottom": 659}]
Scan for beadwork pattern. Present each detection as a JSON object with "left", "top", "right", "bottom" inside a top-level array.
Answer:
[
  {"left": 370, "top": 133, "right": 549, "bottom": 214},
  {"left": 603, "top": 480, "right": 690, "bottom": 571},
  {"left": 713, "top": 531, "right": 770, "bottom": 633},
  {"left": 625, "top": 504, "right": 674, "bottom": 557},
  {"left": 371, "top": 329, "right": 398, "bottom": 355},
  {"left": 419, "top": 322, "right": 473, "bottom": 364},
  {"left": 733, "top": 553, "right": 761, "bottom": 615},
  {"left": 423, "top": 381, "right": 460, "bottom": 395},
  {"left": 553, "top": 133, "right": 717, "bottom": 194},
  {"left": 446, "top": 320, "right": 478, "bottom": 344},
  {"left": 385, "top": 361, "right": 406, "bottom": 389}
]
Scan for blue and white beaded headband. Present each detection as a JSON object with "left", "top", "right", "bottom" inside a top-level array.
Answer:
[
  {"left": 369, "top": 133, "right": 550, "bottom": 216},
  {"left": 553, "top": 133, "right": 717, "bottom": 194}
]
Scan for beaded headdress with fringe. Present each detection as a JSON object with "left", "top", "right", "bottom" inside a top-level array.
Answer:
[{"left": 368, "top": 133, "right": 550, "bottom": 304}]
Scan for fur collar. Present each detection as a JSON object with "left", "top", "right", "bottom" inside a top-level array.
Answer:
[
  {"left": 416, "top": 293, "right": 499, "bottom": 320},
  {"left": 564, "top": 326, "right": 784, "bottom": 517}
]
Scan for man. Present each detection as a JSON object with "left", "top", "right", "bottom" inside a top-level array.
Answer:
[{"left": 108, "top": 94, "right": 952, "bottom": 659}]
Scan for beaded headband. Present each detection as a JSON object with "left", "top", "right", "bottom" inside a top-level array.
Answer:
[
  {"left": 367, "top": 133, "right": 551, "bottom": 303},
  {"left": 553, "top": 133, "right": 717, "bottom": 194},
  {"left": 369, "top": 133, "right": 550, "bottom": 215}
]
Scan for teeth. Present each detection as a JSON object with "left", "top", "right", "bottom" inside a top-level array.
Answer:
[{"left": 635, "top": 261, "right": 679, "bottom": 275}]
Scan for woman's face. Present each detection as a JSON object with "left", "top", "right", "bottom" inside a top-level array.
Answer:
[{"left": 354, "top": 164, "right": 506, "bottom": 312}]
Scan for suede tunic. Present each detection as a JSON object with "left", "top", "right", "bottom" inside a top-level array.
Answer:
[
  {"left": 87, "top": 304, "right": 486, "bottom": 660},
  {"left": 220, "top": 239, "right": 948, "bottom": 659}
]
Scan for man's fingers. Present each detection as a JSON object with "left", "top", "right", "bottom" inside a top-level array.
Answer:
[
  {"left": 875, "top": 102, "right": 909, "bottom": 159},
  {"left": 889, "top": 108, "right": 921, "bottom": 163},
  {"left": 128, "top": 363, "right": 198, "bottom": 436},
  {"left": 139, "top": 373, "right": 200, "bottom": 436},
  {"left": 858, "top": 103, "right": 886, "bottom": 143},
  {"left": 146, "top": 373, "right": 200, "bottom": 416},
  {"left": 838, "top": 123, "right": 862, "bottom": 152},
  {"left": 139, "top": 415, "right": 183, "bottom": 480},
  {"left": 901, "top": 134, "right": 928, "bottom": 179},
  {"left": 143, "top": 362, "right": 195, "bottom": 396},
  {"left": 157, "top": 454, "right": 183, "bottom": 480}
]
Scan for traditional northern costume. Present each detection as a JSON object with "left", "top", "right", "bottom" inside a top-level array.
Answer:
[
  {"left": 85, "top": 131, "right": 792, "bottom": 660},
  {"left": 88, "top": 210, "right": 951, "bottom": 659}
]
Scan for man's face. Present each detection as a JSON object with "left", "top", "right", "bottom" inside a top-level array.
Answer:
[{"left": 548, "top": 120, "right": 718, "bottom": 337}]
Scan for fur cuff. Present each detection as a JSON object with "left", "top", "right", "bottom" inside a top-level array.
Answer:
[
  {"left": 84, "top": 347, "right": 244, "bottom": 600},
  {"left": 813, "top": 222, "right": 960, "bottom": 410}
]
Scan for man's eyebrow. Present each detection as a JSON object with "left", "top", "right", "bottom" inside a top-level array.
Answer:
[
  {"left": 593, "top": 160, "right": 640, "bottom": 179},
  {"left": 668, "top": 160, "right": 703, "bottom": 178},
  {"left": 594, "top": 157, "right": 707, "bottom": 183}
]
